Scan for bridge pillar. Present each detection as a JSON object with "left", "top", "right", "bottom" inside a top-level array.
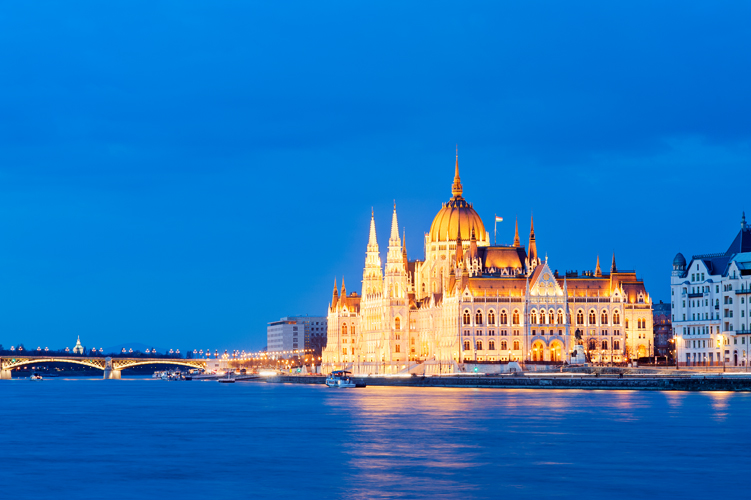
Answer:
[
  {"left": 103, "top": 357, "right": 121, "bottom": 379},
  {"left": 1, "top": 369, "right": 11, "bottom": 380}
]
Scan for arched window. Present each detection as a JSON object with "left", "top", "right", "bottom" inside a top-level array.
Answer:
[
  {"left": 613, "top": 311, "right": 620, "bottom": 325},
  {"left": 489, "top": 340, "right": 495, "bottom": 350},
  {"left": 589, "top": 310, "right": 597, "bottom": 325},
  {"left": 421, "top": 283, "right": 426, "bottom": 294},
  {"left": 601, "top": 311, "right": 608, "bottom": 325},
  {"left": 557, "top": 310, "right": 564, "bottom": 325},
  {"left": 501, "top": 340, "right": 507, "bottom": 350},
  {"left": 463, "top": 310, "right": 471, "bottom": 325},
  {"left": 351, "top": 325, "right": 356, "bottom": 335},
  {"left": 531, "top": 311, "right": 538, "bottom": 325},
  {"left": 500, "top": 310, "right": 508, "bottom": 325},
  {"left": 513, "top": 340, "right": 520, "bottom": 350},
  {"left": 476, "top": 310, "right": 483, "bottom": 325},
  {"left": 548, "top": 310, "right": 554, "bottom": 325},
  {"left": 588, "top": 339, "right": 597, "bottom": 351},
  {"left": 614, "top": 340, "right": 620, "bottom": 350},
  {"left": 394, "top": 317, "right": 401, "bottom": 331},
  {"left": 601, "top": 340, "right": 608, "bottom": 350},
  {"left": 513, "top": 310, "right": 520, "bottom": 325},
  {"left": 342, "top": 324, "right": 347, "bottom": 335},
  {"left": 463, "top": 340, "right": 470, "bottom": 351},
  {"left": 577, "top": 310, "right": 584, "bottom": 325},
  {"left": 476, "top": 340, "right": 483, "bottom": 351},
  {"left": 488, "top": 310, "right": 496, "bottom": 325}
]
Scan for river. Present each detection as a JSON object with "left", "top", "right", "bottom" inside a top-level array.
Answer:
[{"left": 1, "top": 377, "right": 749, "bottom": 499}]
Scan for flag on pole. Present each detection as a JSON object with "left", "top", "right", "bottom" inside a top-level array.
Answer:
[{"left": 495, "top": 216, "right": 503, "bottom": 222}]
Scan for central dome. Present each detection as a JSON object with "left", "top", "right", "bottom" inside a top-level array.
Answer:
[{"left": 428, "top": 156, "right": 486, "bottom": 243}]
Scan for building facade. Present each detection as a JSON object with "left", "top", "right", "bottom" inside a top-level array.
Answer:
[
  {"left": 672, "top": 213, "right": 751, "bottom": 366},
  {"left": 652, "top": 301, "right": 672, "bottom": 360},
  {"left": 322, "top": 156, "right": 654, "bottom": 374},
  {"left": 267, "top": 316, "right": 328, "bottom": 358}
]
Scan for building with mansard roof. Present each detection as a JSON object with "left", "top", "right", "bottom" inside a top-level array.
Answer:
[
  {"left": 672, "top": 212, "right": 751, "bottom": 367},
  {"left": 322, "top": 155, "right": 654, "bottom": 374}
]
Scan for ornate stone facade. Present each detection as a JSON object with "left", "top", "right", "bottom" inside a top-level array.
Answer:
[{"left": 322, "top": 155, "right": 654, "bottom": 374}]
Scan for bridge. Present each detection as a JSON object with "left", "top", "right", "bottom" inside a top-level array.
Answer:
[{"left": 0, "top": 356, "right": 206, "bottom": 379}]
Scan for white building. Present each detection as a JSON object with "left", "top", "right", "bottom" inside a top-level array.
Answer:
[
  {"left": 267, "top": 316, "right": 327, "bottom": 358},
  {"left": 672, "top": 212, "right": 751, "bottom": 366}
]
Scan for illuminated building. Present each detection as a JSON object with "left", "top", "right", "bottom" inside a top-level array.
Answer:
[
  {"left": 672, "top": 213, "right": 751, "bottom": 366},
  {"left": 322, "top": 155, "right": 654, "bottom": 374},
  {"left": 72, "top": 336, "right": 84, "bottom": 355}
]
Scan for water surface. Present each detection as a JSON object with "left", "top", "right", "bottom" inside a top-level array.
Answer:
[{"left": 1, "top": 378, "right": 748, "bottom": 499}]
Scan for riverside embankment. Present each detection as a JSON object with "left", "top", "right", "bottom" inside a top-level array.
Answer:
[{"left": 266, "top": 373, "right": 751, "bottom": 391}]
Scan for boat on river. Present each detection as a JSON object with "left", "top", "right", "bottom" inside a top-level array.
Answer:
[
  {"left": 326, "top": 370, "right": 364, "bottom": 388},
  {"left": 30, "top": 372, "right": 43, "bottom": 381}
]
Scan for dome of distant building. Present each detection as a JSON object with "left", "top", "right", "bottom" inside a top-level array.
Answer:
[
  {"left": 673, "top": 252, "right": 686, "bottom": 268},
  {"left": 73, "top": 335, "right": 84, "bottom": 354},
  {"left": 428, "top": 156, "right": 486, "bottom": 243}
]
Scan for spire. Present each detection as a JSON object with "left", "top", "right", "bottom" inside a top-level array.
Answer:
[
  {"left": 340, "top": 278, "right": 346, "bottom": 307},
  {"left": 363, "top": 211, "right": 383, "bottom": 296},
  {"left": 595, "top": 255, "right": 602, "bottom": 277},
  {"left": 367, "top": 208, "right": 378, "bottom": 251},
  {"left": 611, "top": 253, "right": 617, "bottom": 273},
  {"left": 455, "top": 213, "right": 464, "bottom": 265},
  {"left": 528, "top": 214, "right": 537, "bottom": 264},
  {"left": 389, "top": 201, "right": 400, "bottom": 243},
  {"left": 742, "top": 211, "right": 747, "bottom": 230},
  {"left": 331, "top": 278, "right": 339, "bottom": 309},
  {"left": 513, "top": 217, "right": 520, "bottom": 247},
  {"left": 452, "top": 146, "right": 463, "bottom": 198}
]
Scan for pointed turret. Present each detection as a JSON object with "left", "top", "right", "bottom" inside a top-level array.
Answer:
[
  {"left": 402, "top": 230, "right": 409, "bottom": 271},
  {"left": 595, "top": 255, "right": 602, "bottom": 277},
  {"left": 470, "top": 227, "right": 477, "bottom": 259},
  {"left": 452, "top": 147, "right": 463, "bottom": 198},
  {"left": 611, "top": 253, "right": 617, "bottom": 273},
  {"left": 384, "top": 203, "right": 407, "bottom": 300},
  {"left": 513, "top": 217, "right": 520, "bottom": 247},
  {"left": 455, "top": 219, "right": 464, "bottom": 267},
  {"left": 339, "top": 278, "right": 347, "bottom": 309},
  {"left": 742, "top": 211, "right": 747, "bottom": 230},
  {"left": 331, "top": 278, "right": 339, "bottom": 310},
  {"left": 528, "top": 214, "right": 537, "bottom": 265},
  {"left": 362, "top": 210, "right": 383, "bottom": 297}
]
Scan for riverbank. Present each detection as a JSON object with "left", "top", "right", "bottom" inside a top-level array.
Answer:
[{"left": 266, "top": 373, "right": 751, "bottom": 391}]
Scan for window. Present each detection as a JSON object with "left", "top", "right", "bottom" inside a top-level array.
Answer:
[
  {"left": 513, "top": 340, "right": 520, "bottom": 350},
  {"left": 589, "top": 310, "right": 597, "bottom": 325},
  {"left": 463, "top": 340, "right": 470, "bottom": 351},
  {"left": 601, "top": 340, "right": 608, "bottom": 350},
  {"left": 531, "top": 310, "right": 538, "bottom": 325},
  {"left": 557, "top": 310, "right": 564, "bottom": 325},
  {"left": 613, "top": 311, "right": 620, "bottom": 325},
  {"left": 500, "top": 310, "right": 508, "bottom": 325},
  {"left": 501, "top": 340, "right": 508, "bottom": 350},
  {"left": 342, "top": 324, "right": 347, "bottom": 335},
  {"left": 588, "top": 339, "right": 597, "bottom": 350},
  {"left": 463, "top": 310, "right": 471, "bottom": 325},
  {"left": 351, "top": 325, "right": 356, "bottom": 335},
  {"left": 548, "top": 310, "right": 554, "bottom": 325},
  {"left": 394, "top": 317, "right": 401, "bottom": 330},
  {"left": 476, "top": 340, "right": 483, "bottom": 351},
  {"left": 489, "top": 340, "right": 496, "bottom": 350},
  {"left": 577, "top": 310, "right": 584, "bottom": 325},
  {"left": 395, "top": 345, "right": 401, "bottom": 353},
  {"left": 601, "top": 311, "right": 608, "bottom": 325},
  {"left": 476, "top": 310, "right": 483, "bottom": 325},
  {"left": 513, "top": 310, "right": 520, "bottom": 325},
  {"left": 625, "top": 319, "right": 629, "bottom": 328},
  {"left": 488, "top": 310, "right": 496, "bottom": 325}
]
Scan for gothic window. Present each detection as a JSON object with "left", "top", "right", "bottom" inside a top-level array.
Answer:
[
  {"left": 548, "top": 310, "right": 554, "bottom": 325},
  {"left": 513, "top": 340, "right": 520, "bottom": 350},
  {"left": 577, "top": 310, "right": 584, "bottom": 325},
  {"left": 588, "top": 339, "right": 596, "bottom": 351},
  {"left": 476, "top": 340, "right": 483, "bottom": 351},
  {"left": 531, "top": 310, "right": 538, "bottom": 325},
  {"left": 601, "top": 311, "right": 608, "bottom": 325},
  {"left": 500, "top": 310, "right": 508, "bottom": 325},
  {"left": 342, "top": 324, "right": 347, "bottom": 335},
  {"left": 422, "top": 283, "right": 426, "bottom": 294},
  {"left": 463, "top": 340, "right": 470, "bottom": 351},
  {"left": 589, "top": 310, "right": 597, "bottom": 325},
  {"left": 351, "top": 325, "right": 356, "bottom": 335},
  {"left": 557, "top": 310, "right": 564, "bottom": 325},
  {"left": 613, "top": 311, "right": 620, "bottom": 325},
  {"left": 395, "top": 344, "right": 400, "bottom": 353},
  {"left": 488, "top": 310, "right": 496, "bottom": 325},
  {"left": 476, "top": 310, "right": 483, "bottom": 325},
  {"left": 601, "top": 340, "right": 608, "bottom": 350},
  {"left": 513, "top": 310, "right": 520, "bottom": 325},
  {"left": 501, "top": 340, "right": 508, "bottom": 350},
  {"left": 489, "top": 340, "right": 495, "bottom": 350},
  {"left": 395, "top": 317, "right": 401, "bottom": 331},
  {"left": 625, "top": 319, "right": 629, "bottom": 328},
  {"left": 614, "top": 340, "right": 620, "bottom": 350},
  {"left": 342, "top": 348, "right": 347, "bottom": 355},
  {"left": 463, "top": 310, "right": 471, "bottom": 325}
]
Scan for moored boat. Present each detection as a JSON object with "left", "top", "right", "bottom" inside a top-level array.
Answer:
[
  {"left": 326, "top": 370, "right": 363, "bottom": 388},
  {"left": 30, "top": 372, "right": 43, "bottom": 381}
]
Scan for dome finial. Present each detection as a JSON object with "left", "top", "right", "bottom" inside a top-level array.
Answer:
[{"left": 452, "top": 146, "right": 463, "bottom": 198}]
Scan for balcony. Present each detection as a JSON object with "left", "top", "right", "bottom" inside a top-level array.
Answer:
[{"left": 688, "top": 293, "right": 703, "bottom": 298}]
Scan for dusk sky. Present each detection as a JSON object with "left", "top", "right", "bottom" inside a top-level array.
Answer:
[{"left": 1, "top": 2, "right": 749, "bottom": 351}]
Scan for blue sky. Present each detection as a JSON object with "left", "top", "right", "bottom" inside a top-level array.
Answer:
[{"left": 1, "top": 1, "right": 749, "bottom": 351}]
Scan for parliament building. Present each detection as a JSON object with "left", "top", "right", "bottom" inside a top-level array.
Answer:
[{"left": 322, "top": 155, "right": 654, "bottom": 374}]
